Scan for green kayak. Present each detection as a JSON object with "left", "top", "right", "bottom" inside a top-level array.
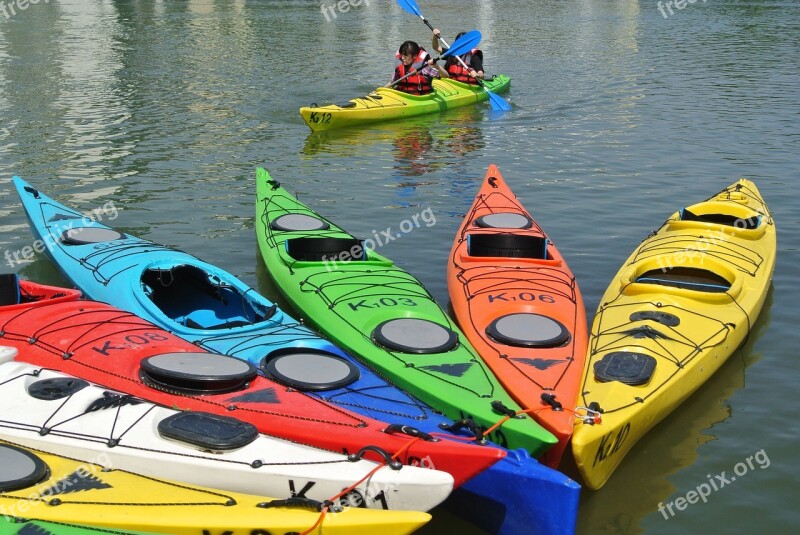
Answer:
[
  {"left": 255, "top": 168, "right": 556, "bottom": 457},
  {"left": 0, "top": 518, "right": 152, "bottom": 535},
  {"left": 299, "top": 75, "right": 510, "bottom": 132}
]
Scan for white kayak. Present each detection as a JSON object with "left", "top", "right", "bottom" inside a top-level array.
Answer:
[{"left": 0, "top": 347, "right": 453, "bottom": 512}]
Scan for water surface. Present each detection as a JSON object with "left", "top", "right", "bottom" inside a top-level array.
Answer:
[{"left": 1, "top": 1, "right": 797, "bottom": 533}]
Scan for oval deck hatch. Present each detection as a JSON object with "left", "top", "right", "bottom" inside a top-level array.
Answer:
[
  {"left": 61, "top": 227, "right": 125, "bottom": 245},
  {"left": 594, "top": 351, "right": 656, "bottom": 386},
  {"left": 158, "top": 411, "right": 259, "bottom": 450},
  {"left": 474, "top": 212, "right": 533, "bottom": 229},
  {"left": 270, "top": 214, "right": 330, "bottom": 232}
]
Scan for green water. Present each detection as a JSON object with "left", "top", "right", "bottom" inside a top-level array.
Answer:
[{"left": 1, "top": 1, "right": 798, "bottom": 533}]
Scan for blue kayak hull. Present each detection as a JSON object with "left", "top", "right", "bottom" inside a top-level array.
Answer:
[{"left": 452, "top": 449, "right": 580, "bottom": 535}]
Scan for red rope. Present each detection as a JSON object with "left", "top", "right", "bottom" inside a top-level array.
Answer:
[
  {"left": 299, "top": 438, "right": 422, "bottom": 535},
  {"left": 482, "top": 405, "right": 602, "bottom": 441},
  {"left": 482, "top": 406, "right": 549, "bottom": 437}
]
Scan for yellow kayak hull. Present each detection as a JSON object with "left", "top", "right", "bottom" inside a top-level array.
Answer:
[
  {"left": 0, "top": 439, "right": 430, "bottom": 535},
  {"left": 300, "top": 76, "right": 510, "bottom": 131},
  {"left": 571, "top": 179, "right": 776, "bottom": 490}
]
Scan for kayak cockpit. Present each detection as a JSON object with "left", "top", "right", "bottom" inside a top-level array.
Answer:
[
  {"left": 141, "top": 265, "right": 276, "bottom": 330},
  {"left": 286, "top": 237, "right": 364, "bottom": 261},
  {"left": 679, "top": 208, "right": 761, "bottom": 229},
  {"left": 468, "top": 234, "right": 549, "bottom": 259},
  {"left": 283, "top": 237, "right": 393, "bottom": 267},
  {"left": 634, "top": 267, "right": 731, "bottom": 293}
]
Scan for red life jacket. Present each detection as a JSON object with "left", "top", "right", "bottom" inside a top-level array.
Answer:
[
  {"left": 446, "top": 49, "right": 482, "bottom": 84},
  {"left": 394, "top": 48, "right": 434, "bottom": 95}
]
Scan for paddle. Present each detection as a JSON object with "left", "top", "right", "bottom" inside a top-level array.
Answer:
[
  {"left": 396, "top": 0, "right": 512, "bottom": 111},
  {"left": 385, "top": 30, "right": 482, "bottom": 89}
]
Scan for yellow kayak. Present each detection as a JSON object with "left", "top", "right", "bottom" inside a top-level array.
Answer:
[
  {"left": 0, "top": 439, "right": 430, "bottom": 535},
  {"left": 571, "top": 179, "right": 776, "bottom": 490},
  {"left": 300, "top": 76, "right": 510, "bottom": 131}
]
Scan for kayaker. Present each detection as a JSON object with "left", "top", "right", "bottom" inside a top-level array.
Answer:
[
  {"left": 431, "top": 29, "right": 484, "bottom": 84},
  {"left": 392, "top": 40, "right": 448, "bottom": 95}
]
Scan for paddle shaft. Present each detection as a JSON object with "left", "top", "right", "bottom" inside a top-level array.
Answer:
[
  {"left": 397, "top": 0, "right": 510, "bottom": 110},
  {"left": 414, "top": 14, "right": 481, "bottom": 79},
  {"left": 385, "top": 57, "right": 442, "bottom": 88},
  {"left": 434, "top": 33, "right": 484, "bottom": 83},
  {"left": 434, "top": 31, "right": 511, "bottom": 110}
]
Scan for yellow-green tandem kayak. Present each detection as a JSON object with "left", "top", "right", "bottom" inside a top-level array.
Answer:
[{"left": 300, "top": 75, "right": 510, "bottom": 131}]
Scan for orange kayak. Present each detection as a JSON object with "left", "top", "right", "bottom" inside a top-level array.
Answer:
[{"left": 447, "top": 164, "right": 589, "bottom": 467}]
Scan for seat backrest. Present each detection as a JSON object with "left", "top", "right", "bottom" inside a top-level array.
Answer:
[
  {"left": 285, "top": 237, "right": 365, "bottom": 262},
  {"left": 467, "top": 234, "right": 548, "bottom": 259},
  {"left": 680, "top": 208, "right": 760, "bottom": 229},
  {"left": 0, "top": 273, "right": 21, "bottom": 306}
]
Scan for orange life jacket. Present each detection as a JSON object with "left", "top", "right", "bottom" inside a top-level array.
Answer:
[
  {"left": 394, "top": 48, "right": 434, "bottom": 95},
  {"left": 446, "top": 49, "right": 482, "bottom": 84}
]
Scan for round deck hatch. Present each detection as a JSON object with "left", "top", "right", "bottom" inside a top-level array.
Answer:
[
  {"left": 0, "top": 444, "right": 49, "bottom": 492},
  {"left": 28, "top": 377, "right": 90, "bottom": 401},
  {"left": 373, "top": 318, "right": 458, "bottom": 354},
  {"left": 263, "top": 350, "right": 360, "bottom": 391},
  {"left": 141, "top": 352, "right": 257, "bottom": 394},
  {"left": 486, "top": 313, "right": 570, "bottom": 348}
]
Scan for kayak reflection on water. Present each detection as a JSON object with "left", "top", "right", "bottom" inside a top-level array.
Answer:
[{"left": 302, "top": 105, "right": 485, "bottom": 180}]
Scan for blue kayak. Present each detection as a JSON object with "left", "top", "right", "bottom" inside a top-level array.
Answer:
[
  {"left": 13, "top": 176, "right": 425, "bottom": 417},
  {"left": 14, "top": 176, "right": 579, "bottom": 535}
]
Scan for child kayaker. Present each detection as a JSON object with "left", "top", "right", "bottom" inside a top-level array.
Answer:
[
  {"left": 391, "top": 40, "right": 448, "bottom": 95},
  {"left": 431, "top": 29, "right": 484, "bottom": 84}
]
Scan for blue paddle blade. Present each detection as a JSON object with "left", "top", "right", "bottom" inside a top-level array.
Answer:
[
  {"left": 442, "top": 30, "right": 482, "bottom": 58},
  {"left": 397, "top": 0, "right": 423, "bottom": 17},
  {"left": 486, "top": 89, "right": 512, "bottom": 111}
]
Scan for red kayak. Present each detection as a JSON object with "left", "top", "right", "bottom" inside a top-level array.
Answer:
[
  {"left": 0, "top": 275, "right": 82, "bottom": 310},
  {"left": 0, "top": 279, "right": 503, "bottom": 486}
]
